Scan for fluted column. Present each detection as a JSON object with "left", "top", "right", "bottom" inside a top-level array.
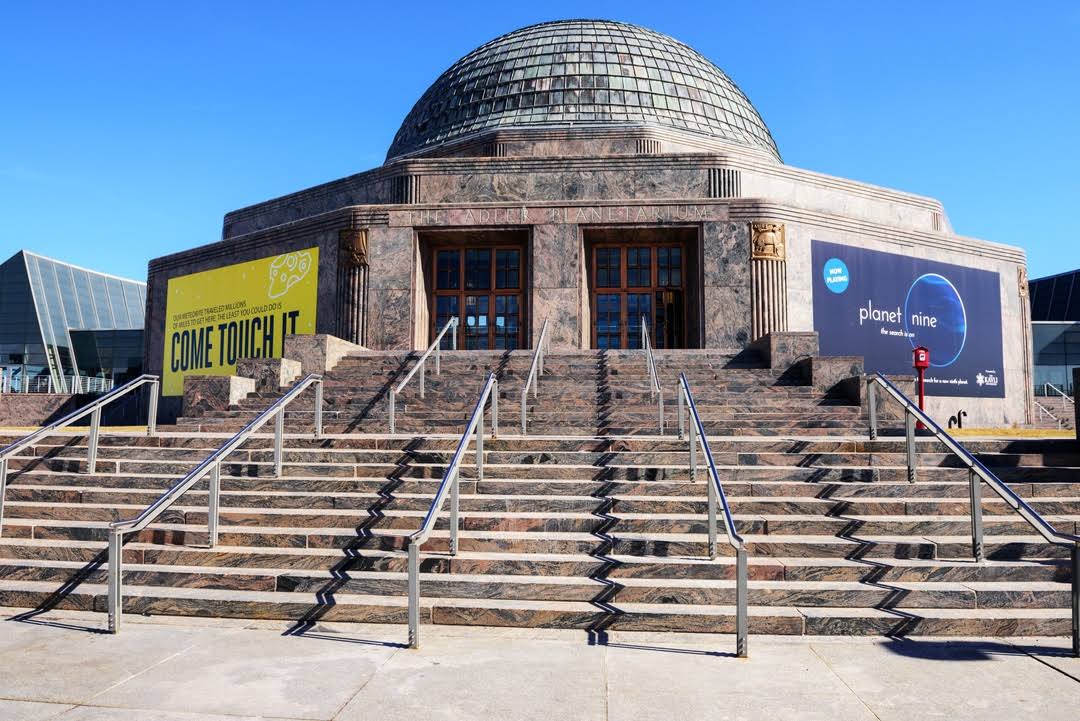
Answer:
[
  {"left": 337, "top": 228, "right": 369, "bottom": 346},
  {"left": 749, "top": 221, "right": 788, "bottom": 341}
]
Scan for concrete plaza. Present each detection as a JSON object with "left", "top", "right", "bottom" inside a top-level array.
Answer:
[{"left": 0, "top": 608, "right": 1076, "bottom": 720}]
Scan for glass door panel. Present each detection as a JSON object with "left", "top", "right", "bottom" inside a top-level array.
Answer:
[
  {"left": 596, "top": 294, "right": 622, "bottom": 349},
  {"left": 435, "top": 295, "right": 459, "bottom": 349},
  {"left": 493, "top": 296, "right": 520, "bottom": 350},
  {"left": 626, "top": 293, "right": 652, "bottom": 349},
  {"left": 464, "top": 295, "right": 490, "bottom": 350}
]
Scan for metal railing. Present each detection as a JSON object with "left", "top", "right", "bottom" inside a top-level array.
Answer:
[
  {"left": 408, "top": 371, "right": 499, "bottom": 648},
  {"left": 388, "top": 317, "right": 458, "bottom": 433},
  {"left": 1035, "top": 400, "right": 1063, "bottom": 429},
  {"left": 641, "top": 317, "right": 664, "bottom": 435},
  {"left": 1043, "top": 383, "right": 1075, "bottom": 405},
  {"left": 520, "top": 318, "right": 551, "bottom": 435},
  {"left": 867, "top": 373, "right": 1079, "bottom": 656},
  {"left": 105, "top": 373, "right": 324, "bottom": 633},
  {"left": 0, "top": 374, "right": 160, "bottom": 537},
  {"left": 676, "top": 373, "right": 748, "bottom": 657}
]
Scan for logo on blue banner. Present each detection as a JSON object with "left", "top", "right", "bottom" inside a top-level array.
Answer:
[{"left": 811, "top": 240, "right": 1004, "bottom": 398}]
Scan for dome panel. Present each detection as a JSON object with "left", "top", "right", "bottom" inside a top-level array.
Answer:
[{"left": 386, "top": 19, "right": 780, "bottom": 161}]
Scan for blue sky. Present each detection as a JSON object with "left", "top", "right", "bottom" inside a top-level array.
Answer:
[{"left": 1, "top": 1, "right": 1077, "bottom": 280}]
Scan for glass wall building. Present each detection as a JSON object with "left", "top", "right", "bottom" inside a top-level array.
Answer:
[
  {"left": 0, "top": 250, "right": 145, "bottom": 394},
  {"left": 1030, "top": 269, "right": 1080, "bottom": 395}
]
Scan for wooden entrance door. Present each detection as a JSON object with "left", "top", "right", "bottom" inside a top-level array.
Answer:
[
  {"left": 590, "top": 244, "right": 685, "bottom": 349},
  {"left": 431, "top": 245, "right": 524, "bottom": 350}
]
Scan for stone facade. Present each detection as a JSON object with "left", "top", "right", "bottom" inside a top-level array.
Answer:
[{"left": 141, "top": 21, "right": 1034, "bottom": 428}]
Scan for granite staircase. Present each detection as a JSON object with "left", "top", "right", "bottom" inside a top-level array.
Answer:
[
  {"left": 0, "top": 426, "right": 1075, "bottom": 637},
  {"left": 176, "top": 349, "right": 866, "bottom": 437}
]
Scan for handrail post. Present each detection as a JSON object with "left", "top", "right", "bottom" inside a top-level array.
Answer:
[
  {"left": 0, "top": 458, "right": 7, "bottom": 538},
  {"left": 1071, "top": 543, "right": 1079, "bottom": 658},
  {"left": 476, "top": 405, "right": 485, "bottom": 483},
  {"left": 691, "top": 410, "right": 699, "bottom": 479},
  {"left": 736, "top": 546, "right": 748, "bottom": 658},
  {"left": 436, "top": 342, "right": 441, "bottom": 376},
  {"left": 678, "top": 385, "right": 685, "bottom": 440},
  {"left": 408, "top": 541, "right": 420, "bottom": 649},
  {"left": 450, "top": 473, "right": 459, "bottom": 556},
  {"left": 208, "top": 462, "right": 221, "bottom": 548},
  {"left": 107, "top": 528, "right": 122, "bottom": 634},
  {"left": 707, "top": 474, "right": 718, "bottom": 559},
  {"left": 968, "top": 468, "right": 984, "bottom": 562},
  {"left": 314, "top": 380, "right": 324, "bottom": 440},
  {"left": 905, "top": 410, "right": 916, "bottom": 483},
  {"left": 147, "top": 379, "right": 159, "bottom": 437},
  {"left": 867, "top": 377, "right": 878, "bottom": 441},
  {"left": 388, "top": 389, "right": 396, "bottom": 435},
  {"left": 88, "top": 406, "right": 101, "bottom": 474},
  {"left": 274, "top": 411, "right": 284, "bottom": 478},
  {"left": 491, "top": 380, "right": 499, "bottom": 438},
  {"left": 658, "top": 390, "right": 664, "bottom": 436},
  {"left": 451, "top": 317, "right": 458, "bottom": 350},
  {"left": 520, "top": 387, "right": 528, "bottom": 436},
  {"left": 419, "top": 360, "right": 426, "bottom": 399}
]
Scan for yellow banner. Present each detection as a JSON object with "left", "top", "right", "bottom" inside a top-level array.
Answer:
[{"left": 162, "top": 247, "right": 319, "bottom": 395}]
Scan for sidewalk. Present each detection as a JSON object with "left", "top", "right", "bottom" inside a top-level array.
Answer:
[{"left": 0, "top": 608, "right": 1077, "bottom": 720}]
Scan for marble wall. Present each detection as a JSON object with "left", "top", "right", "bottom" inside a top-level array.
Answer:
[
  {"left": 701, "top": 222, "right": 752, "bottom": 350},
  {"left": 530, "top": 224, "right": 581, "bottom": 349}
]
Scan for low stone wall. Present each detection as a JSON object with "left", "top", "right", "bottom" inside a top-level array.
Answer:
[
  {"left": 283, "top": 335, "right": 364, "bottom": 376},
  {"left": 182, "top": 376, "right": 256, "bottom": 417},
  {"left": 750, "top": 331, "right": 819, "bottom": 370},
  {"left": 809, "top": 356, "right": 864, "bottom": 401},
  {"left": 0, "top": 394, "right": 79, "bottom": 427},
  {"left": 236, "top": 358, "right": 302, "bottom": 393}
]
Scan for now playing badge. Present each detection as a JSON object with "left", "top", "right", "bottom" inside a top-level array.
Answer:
[{"left": 823, "top": 258, "right": 849, "bottom": 294}]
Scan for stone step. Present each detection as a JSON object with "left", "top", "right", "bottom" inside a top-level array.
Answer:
[
  {"left": 0, "top": 579, "right": 1068, "bottom": 636},
  {"left": 2, "top": 519, "right": 1071, "bottom": 560},
  {"left": 0, "top": 559, "right": 1068, "bottom": 609}
]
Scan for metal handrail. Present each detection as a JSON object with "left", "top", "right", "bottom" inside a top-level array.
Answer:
[
  {"left": 408, "top": 371, "right": 499, "bottom": 648},
  {"left": 641, "top": 316, "right": 665, "bottom": 434},
  {"left": 520, "top": 318, "right": 551, "bottom": 435},
  {"left": 0, "top": 374, "right": 160, "bottom": 537},
  {"left": 866, "top": 372, "right": 1079, "bottom": 656},
  {"left": 676, "top": 373, "right": 747, "bottom": 657},
  {"left": 1045, "top": 382, "right": 1075, "bottom": 405},
  {"left": 1035, "top": 400, "right": 1062, "bottom": 429},
  {"left": 388, "top": 317, "right": 458, "bottom": 433},
  {"left": 105, "top": 373, "right": 324, "bottom": 633}
]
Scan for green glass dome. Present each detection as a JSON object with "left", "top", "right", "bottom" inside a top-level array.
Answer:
[{"left": 387, "top": 19, "right": 780, "bottom": 161}]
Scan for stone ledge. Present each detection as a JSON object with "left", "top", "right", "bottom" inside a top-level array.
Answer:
[
  {"left": 0, "top": 394, "right": 79, "bottom": 427},
  {"left": 750, "top": 331, "right": 819, "bottom": 370},
  {"left": 236, "top": 358, "right": 302, "bottom": 394},
  {"left": 182, "top": 375, "right": 256, "bottom": 417},
  {"left": 283, "top": 334, "right": 366, "bottom": 376}
]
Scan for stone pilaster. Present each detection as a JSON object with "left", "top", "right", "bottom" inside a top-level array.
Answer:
[
  {"left": 749, "top": 221, "right": 788, "bottom": 341},
  {"left": 336, "top": 228, "right": 369, "bottom": 346},
  {"left": 1018, "top": 266, "right": 1034, "bottom": 425}
]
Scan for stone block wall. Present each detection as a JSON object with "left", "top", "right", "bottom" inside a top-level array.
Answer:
[{"left": 0, "top": 394, "right": 79, "bottom": 427}]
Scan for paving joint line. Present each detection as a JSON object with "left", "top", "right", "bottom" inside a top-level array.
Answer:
[{"left": 808, "top": 643, "right": 884, "bottom": 720}]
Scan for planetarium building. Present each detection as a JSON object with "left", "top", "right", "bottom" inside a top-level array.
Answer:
[{"left": 145, "top": 19, "right": 1032, "bottom": 425}]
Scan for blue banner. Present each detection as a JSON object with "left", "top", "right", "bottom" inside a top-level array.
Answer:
[{"left": 811, "top": 240, "right": 1005, "bottom": 398}]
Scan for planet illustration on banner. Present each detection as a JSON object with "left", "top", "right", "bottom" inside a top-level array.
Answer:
[{"left": 903, "top": 273, "right": 967, "bottom": 367}]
